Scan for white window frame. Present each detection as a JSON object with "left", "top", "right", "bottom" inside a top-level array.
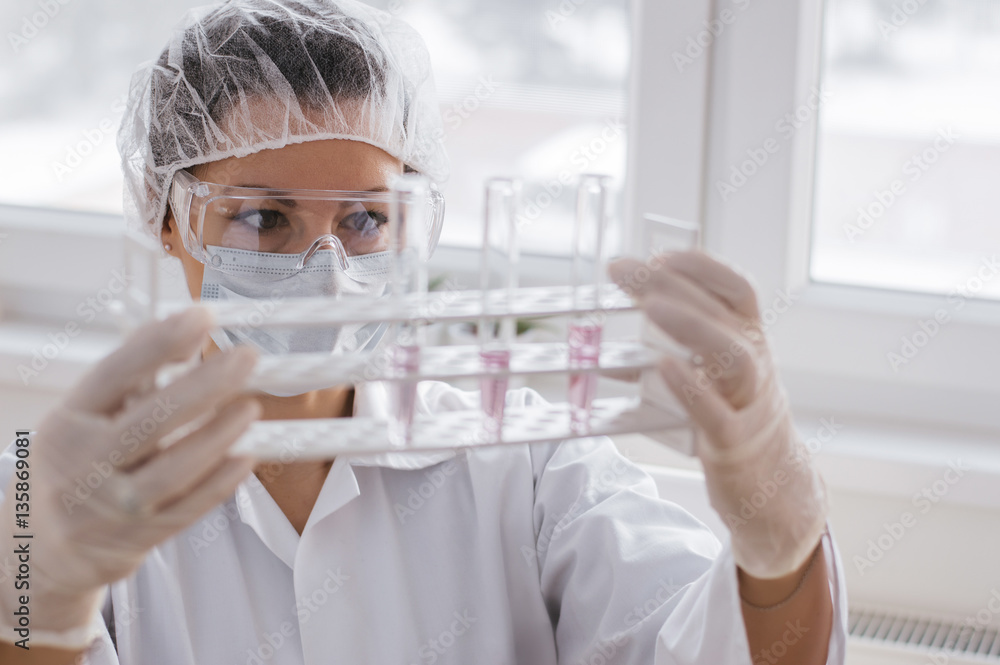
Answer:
[{"left": 627, "top": 0, "right": 1000, "bottom": 433}]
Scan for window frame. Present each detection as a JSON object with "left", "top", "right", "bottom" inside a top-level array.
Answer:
[{"left": 629, "top": 0, "right": 1000, "bottom": 432}]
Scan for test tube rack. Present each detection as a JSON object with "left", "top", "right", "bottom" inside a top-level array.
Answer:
[{"left": 121, "top": 205, "right": 700, "bottom": 461}]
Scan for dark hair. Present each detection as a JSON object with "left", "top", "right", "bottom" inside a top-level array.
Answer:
[{"left": 148, "top": 0, "right": 390, "bottom": 169}]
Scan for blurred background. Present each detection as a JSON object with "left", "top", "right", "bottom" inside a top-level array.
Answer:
[
  {"left": 813, "top": 0, "right": 1000, "bottom": 299},
  {"left": 1, "top": 0, "right": 997, "bottom": 298}
]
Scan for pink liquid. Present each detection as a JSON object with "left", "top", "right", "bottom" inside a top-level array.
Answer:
[
  {"left": 568, "top": 322, "right": 603, "bottom": 433},
  {"left": 480, "top": 348, "right": 511, "bottom": 440},
  {"left": 389, "top": 344, "right": 421, "bottom": 446}
]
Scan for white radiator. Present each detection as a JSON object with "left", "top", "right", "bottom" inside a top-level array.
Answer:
[{"left": 847, "top": 605, "right": 1000, "bottom": 664}]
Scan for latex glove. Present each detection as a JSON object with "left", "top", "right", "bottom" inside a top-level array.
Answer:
[
  {"left": 0, "top": 308, "right": 261, "bottom": 648},
  {"left": 609, "top": 251, "right": 827, "bottom": 579}
]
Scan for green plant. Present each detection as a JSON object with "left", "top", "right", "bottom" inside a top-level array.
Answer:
[{"left": 455, "top": 317, "right": 554, "bottom": 337}]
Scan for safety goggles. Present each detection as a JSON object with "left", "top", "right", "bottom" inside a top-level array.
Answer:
[{"left": 167, "top": 169, "right": 445, "bottom": 273}]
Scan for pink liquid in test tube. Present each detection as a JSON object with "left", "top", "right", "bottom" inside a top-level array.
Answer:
[
  {"left": 389, "top": 344, "right": 421, "bottom": 446},
  {"left": 478, "top": 178, "right": 520, "bottom": 442},
  {"left": 479, "top": 348, "right": 511, "bottom": 439},
  {"left": 568, "top": 321, "right": 603, "bottom": 432}
]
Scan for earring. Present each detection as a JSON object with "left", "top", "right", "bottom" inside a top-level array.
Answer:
[{"left": 164, "top": 243, "right": 173, "bottom": 251}]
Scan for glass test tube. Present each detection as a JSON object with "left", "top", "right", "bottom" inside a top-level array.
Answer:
[
  {"left": 568, "top": 175, "right": 611, "bottom": 433},
  {"left": 388, "top": 174, "right": 431, "bottom": 447},
  {"left": 478, "top": 178, "right": 521, "bottom": 440}
]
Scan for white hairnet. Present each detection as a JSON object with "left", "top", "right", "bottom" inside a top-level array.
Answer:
[{"left": 118, "top": 0, "right": 448, "bottom": 237}]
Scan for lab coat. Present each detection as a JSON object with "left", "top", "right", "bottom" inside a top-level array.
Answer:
[{"left": 0, "top": 381, "right": 848, "bottom": 664}]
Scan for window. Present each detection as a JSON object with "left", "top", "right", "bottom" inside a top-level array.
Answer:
[
  {"left": 0, "top": 0, "right": 630, "bottom": 258},
  {"left": 812, "top": 0, "right": 1000, "bottom": 300},
  {"left": 0, "top": 0, "right": 210, "bottom": 216},
  {"left": 642, "top": 0, "right": 1000, "bottom": 431},
  {"left": 366, "top": 0, "right": 630, "bottom": 254}
]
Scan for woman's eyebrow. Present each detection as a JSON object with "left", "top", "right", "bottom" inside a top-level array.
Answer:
[{"left": 234, "top": 184, "right": 391, "bottom": 194}]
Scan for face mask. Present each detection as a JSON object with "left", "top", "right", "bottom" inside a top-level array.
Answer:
[{"left": 200, "top": 245, "right": 392, "bottom": 396}]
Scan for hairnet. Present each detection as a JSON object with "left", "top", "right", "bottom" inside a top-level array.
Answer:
[{"left": 118, "top": 0, "right": 448, "bottom": 237}]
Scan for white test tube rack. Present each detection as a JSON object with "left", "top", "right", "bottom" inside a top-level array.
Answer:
[{"left": 120, "top": 210, "right": 701, "bottom": 460}]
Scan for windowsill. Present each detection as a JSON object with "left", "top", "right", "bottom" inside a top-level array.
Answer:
[
  {"left": 0, "top": 318, "right": 120, "bottom": 391},
  {"left": 3, "top": 315, "right": 999, "bottom": 514},
  {"left": 613, "top": 414, "right": 1000, "bottom": 513}
]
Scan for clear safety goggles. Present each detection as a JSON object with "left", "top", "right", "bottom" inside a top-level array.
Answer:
[{"left": 167, "top": 169, "right": 445, "bottom": 273}]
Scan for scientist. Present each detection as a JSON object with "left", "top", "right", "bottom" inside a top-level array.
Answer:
[{"left": 0, "top": 1, "right": 846, "bottom": 663}]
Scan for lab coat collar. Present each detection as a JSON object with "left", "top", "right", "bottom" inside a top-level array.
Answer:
[
  {"left": 234, "top": 475, "right": 300, "bottom": 569},
  {"left": 234, "top": 381, "right": 459, "bottom": 567}
]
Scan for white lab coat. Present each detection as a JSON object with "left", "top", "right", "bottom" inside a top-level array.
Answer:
[{"left": 0, "top": 381, "right": 847, "bottom": 664}]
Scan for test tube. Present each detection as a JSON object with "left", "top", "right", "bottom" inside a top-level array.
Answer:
[
  {"left": 568, "top": 175, "right": 611, "bottom": 433},
  {"left": 387, "top": 174, "right": 431, "bottom": 447},
  {"left": 478, "top": 178, "right": 521, "bottom": 439}
]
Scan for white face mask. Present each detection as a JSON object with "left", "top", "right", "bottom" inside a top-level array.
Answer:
[{"left": 200, "top": 245, "right": 392, "bottom": 396}]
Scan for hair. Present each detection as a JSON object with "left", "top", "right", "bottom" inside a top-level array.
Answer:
[{"left": 148, "top": 0, "right": 395, "bottom": 171}]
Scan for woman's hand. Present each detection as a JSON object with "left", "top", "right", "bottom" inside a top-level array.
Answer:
[
  {"left": 609, "top": 251, "right": 828, "bottom": 579},
  {"left": 0, "top": 308, "right": 260, "bottom": 646}
]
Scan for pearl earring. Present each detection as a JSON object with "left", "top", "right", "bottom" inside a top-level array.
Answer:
[{"left": 164, "top": 243, "right": 173, "bottom": 251}]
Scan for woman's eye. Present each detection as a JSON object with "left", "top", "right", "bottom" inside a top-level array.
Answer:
[
  {"left": 234, "top": 208, "right": 285, "bottom": 231},
  {"left": 341, "top": 210, "right": 388, "bottom": 234}
]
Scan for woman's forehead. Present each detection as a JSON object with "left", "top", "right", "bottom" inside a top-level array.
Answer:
[{"left": 197, "top": 139, "right": 403, "bottom": 190}]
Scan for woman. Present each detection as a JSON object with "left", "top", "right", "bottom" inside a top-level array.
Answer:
[{"left": 0, "top": 1, "right": 845, "bottom": 663}]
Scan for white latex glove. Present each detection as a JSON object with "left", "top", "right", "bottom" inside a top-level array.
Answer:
[
  {"left": 0, "top": 308, "right": 261, "bottom": 648},
  {"left": 609, "top": 251, "right": 827, "bottom": 579}
]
